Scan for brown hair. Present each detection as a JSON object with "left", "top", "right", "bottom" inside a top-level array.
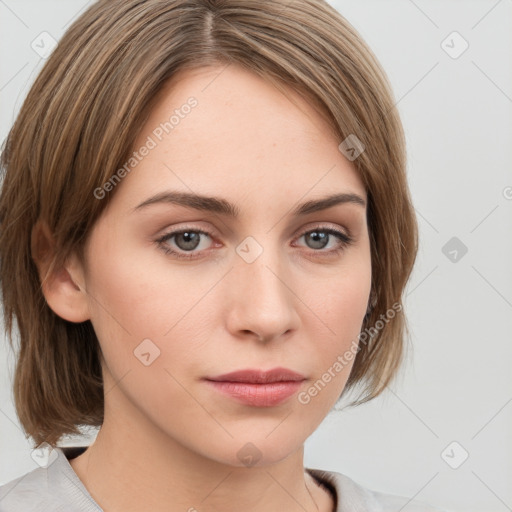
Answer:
[{"left": 0, "top": 0, "right": 418, "bottom": 447}]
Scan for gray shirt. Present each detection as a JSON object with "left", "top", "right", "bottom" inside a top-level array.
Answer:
[{"left": 0, "top": 447, "right": 446, "bottom": 511}]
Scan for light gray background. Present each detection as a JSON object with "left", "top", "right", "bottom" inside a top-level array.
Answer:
[{"left": 1, "top": 1, "right": 511, "bottom": 511}]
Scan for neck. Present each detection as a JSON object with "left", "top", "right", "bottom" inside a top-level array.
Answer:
[{"left": 69, "top": 386, "right": 333, "bottom": 512}]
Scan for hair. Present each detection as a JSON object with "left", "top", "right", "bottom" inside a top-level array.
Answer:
[{"left": 0, "top": 0, "right": 418, "bottom": 448}]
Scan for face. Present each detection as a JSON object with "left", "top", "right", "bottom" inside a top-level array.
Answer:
[{"left": 80, "top": 64, "right": 371, "bottom": 466}]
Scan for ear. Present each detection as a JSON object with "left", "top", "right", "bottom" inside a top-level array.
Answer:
[{"left": 31, "top": 219, "right": 90, "bottom": 323}]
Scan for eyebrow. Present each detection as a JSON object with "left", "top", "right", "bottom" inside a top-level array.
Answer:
[{"left": 132, "top": 190, "right": 366, "bottom": 217}]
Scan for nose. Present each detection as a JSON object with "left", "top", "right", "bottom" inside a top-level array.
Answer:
[{"left": 224, "top": 245, "right": 300, "bottom": 343}]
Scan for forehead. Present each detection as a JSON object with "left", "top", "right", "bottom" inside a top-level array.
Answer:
[{"left": 108, "top": 64, "right": 366, "bottom": 213}]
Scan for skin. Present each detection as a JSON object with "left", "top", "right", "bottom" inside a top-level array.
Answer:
[{"left": 34, "top": 64, "right": 372, "bottom": 512}]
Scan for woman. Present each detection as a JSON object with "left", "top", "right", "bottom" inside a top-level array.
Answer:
[{"left": 0, "top": 0, "right": 444, "bottom": 510}]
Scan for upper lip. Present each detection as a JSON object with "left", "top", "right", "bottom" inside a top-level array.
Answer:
[{"left": 205, "top": 367, "right": 306, "bottom": 384}]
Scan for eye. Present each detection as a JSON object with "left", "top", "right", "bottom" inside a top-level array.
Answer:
[
  {"left": 155, "top": 224, "right": 354, "bottom": 260},
  {"left": 294, "top": 226, "right": 353, "bottom": 257},
  {"left": 156, "top": 226, "right": 214, "bottom": 260}
]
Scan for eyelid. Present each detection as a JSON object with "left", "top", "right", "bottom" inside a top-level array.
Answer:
[
  {"left": 155, "top": 221, "right": 354, "bottom": 260},
  {"left": 155, "top": 222, "right": 219, "bottom": 243},
  {"left": 292, "top": 221, "right": 352, "bottom": 240}
]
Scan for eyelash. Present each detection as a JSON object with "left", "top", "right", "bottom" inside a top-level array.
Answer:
[{"left": 155, "top": 224, "right": 353, "bottom": 260}]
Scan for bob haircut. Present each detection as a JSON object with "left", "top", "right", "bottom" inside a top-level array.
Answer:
[{"left": 0, "top": 0, "right": 418, "bottom": 448}]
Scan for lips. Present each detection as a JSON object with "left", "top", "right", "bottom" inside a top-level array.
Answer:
[
  {"left": 205, "top": 367, "right": 306, "bottom": 384},
  {"left": 203, "top": 367, "right": 307, "bottom": 406}
]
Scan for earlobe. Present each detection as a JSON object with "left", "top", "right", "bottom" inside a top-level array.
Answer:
[{"left": 31, "top": 219, "right": 90, "bottom": 323}]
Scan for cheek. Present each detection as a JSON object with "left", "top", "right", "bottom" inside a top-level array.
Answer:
[
  {"left": 84, "top": 229, "right": 190, "bottom": 330},
  {"left": 297, "top": 254, "right": 372, "bottom": 403},
  {"left": 326, "top": 270, "right": 371, "bottom": 342},
  {"left": 83, "top": 236, "right": 220, "bottom": 381},
  {"left": 307, "top": 247, "right": 372, "bottom": 339}
]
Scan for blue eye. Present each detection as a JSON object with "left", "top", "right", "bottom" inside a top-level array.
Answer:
[{"left": 156, "top": 225, "right": 353, "bottom": 260}]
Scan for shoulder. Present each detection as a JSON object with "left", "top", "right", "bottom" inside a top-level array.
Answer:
[
  {"left": 0, "top": 466, "right": 55, "bottom": 512},
  {"left": 306, "top": 467, "right": 448, "bottom": 512},
  {"left": 0, "top": 447, "right": 100, "bottom": 512}
]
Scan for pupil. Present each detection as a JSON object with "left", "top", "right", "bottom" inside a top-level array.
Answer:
[
  {"left": 308, "top": 231, "right": 328, "bottom": 249},
  {"left": 177, "top": 232, "right": 200, "bottom": 250}
]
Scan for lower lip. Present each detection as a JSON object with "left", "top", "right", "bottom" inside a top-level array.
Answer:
[{"left": 204, "top": 380, "right": 304, "bottom": 407}]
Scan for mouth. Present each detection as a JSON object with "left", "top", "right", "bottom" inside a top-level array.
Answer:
[
  {"left": 204, "top": 367, "right": 306, "bottom": 384},
  {"left": 203, "top": 367, "right": 306, "bottom": 407}
]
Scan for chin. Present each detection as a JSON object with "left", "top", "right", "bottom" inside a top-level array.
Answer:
[{"left": 206, "top": 432, "right": 306, "bottom": 469}]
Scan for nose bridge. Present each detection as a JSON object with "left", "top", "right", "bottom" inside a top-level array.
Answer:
[{"left": 226, "top": 235, "right": 300, "bottom": 340}]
